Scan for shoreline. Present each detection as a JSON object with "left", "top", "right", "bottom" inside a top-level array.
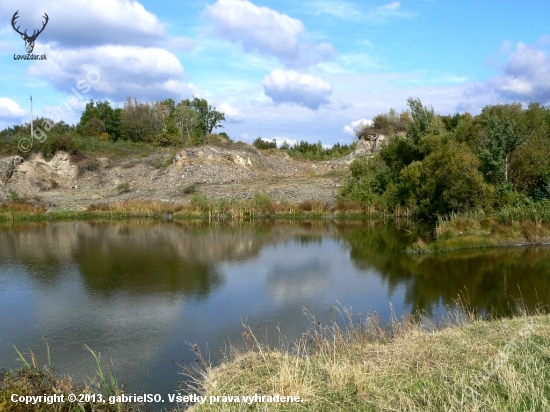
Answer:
[{"left": 3, "top": 310, "right": 550, "bottom": 411}]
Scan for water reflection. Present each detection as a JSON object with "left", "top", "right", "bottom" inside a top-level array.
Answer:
[
  {"left": 338, "top": 223, "right": 550, "bottom": 315},
  {"left": 0, "top": 220, "right": 549, "bottom": 405}
]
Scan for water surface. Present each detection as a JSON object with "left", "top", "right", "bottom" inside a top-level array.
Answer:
[{"left": 1, "top": 220, "right": 549, "bottom": 404}]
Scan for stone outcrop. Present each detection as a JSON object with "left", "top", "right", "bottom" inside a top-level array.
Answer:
[{"left": 0, "top": 156, "right": 24, "bottom": 185}]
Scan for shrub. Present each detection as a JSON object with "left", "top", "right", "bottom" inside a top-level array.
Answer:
[{"left": 252, "top": 137, "right": 277, "bottom": 150}]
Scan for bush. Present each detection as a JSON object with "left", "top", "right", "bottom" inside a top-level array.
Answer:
[{"left": 252, "top": 137, "right": 277, "bottom": 150}]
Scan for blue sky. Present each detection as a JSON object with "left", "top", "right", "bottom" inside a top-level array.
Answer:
[{"left": 1, "top": 0, "right": 549, "bottom": 146}]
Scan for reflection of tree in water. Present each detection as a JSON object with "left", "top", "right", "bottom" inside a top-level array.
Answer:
[
  {"left": 338, "top": 223, "right": 550, "bottom": 316},
  {"left": 76, "top": 240, "right": 222, "bottom": 300}
]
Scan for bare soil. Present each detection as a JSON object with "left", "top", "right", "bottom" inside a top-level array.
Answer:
[{"left": 0, "top": 141, "right": 374, "bottom": 212}]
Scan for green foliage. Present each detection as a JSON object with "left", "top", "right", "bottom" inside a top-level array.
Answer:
[
  {"left": 372, "top": 108, "right": 411, "bottom": 134},
  {"left": 77, "top": 100, "right": 122, "bottom": 141},
  {"left": 340, "top": 98, "right": 550, "bottom": 219},
  {"left": 117, "top": 182, "right": 132, "bottom": 194},
  {"left": 252, "top": 137, "right": 277, "bottom": 150},
  {"left": 413, "top": 141, "right": 493, "bottom": 216},
  {"left": 476, "top": 104, "right": 531, "bottom": 184},
  {"left": 405, "top": 97, "right": 443, "bottom": 144},
  {"left": 282, "top": 140, "right": 357, "bottom": 160},
  {"left": 341, "top": 156, "right": 391, "bottom": 204}
]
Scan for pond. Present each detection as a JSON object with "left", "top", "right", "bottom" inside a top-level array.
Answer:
[{"left": 1, "top": 220, "right": 549, "bottom": 407}]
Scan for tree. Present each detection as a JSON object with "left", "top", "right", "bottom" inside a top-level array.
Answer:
[
  {"left": 405, "top": 97, "right": 443, "bottom": 144},
  {"left": 120, "top": 97, "right": 160, "bottom": 142},
  {"left": 77, "top": 100, "right": 122, "bottom": 140},
  {"left": 174, "top": 100, "right": 201, "bottom": 144},
  {"left": 190, "top": 97, "right": 225, "bottom": 139},
  {"left": 477, "top": 105, "right": 531, "bottom": 184}
]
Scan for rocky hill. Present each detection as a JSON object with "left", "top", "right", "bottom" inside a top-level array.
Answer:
[{"left": 0, "top": 140, "right": 380, "bottom": 211}]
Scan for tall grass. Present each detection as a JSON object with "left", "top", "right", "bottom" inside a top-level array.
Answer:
[
  {"left": 184, "top": 303, "right": 550, "bottom": 412},
  {"left": 0, "top": 346, "right": 126, "bottom": 412},
  {"left": 496, "top": 200, "right": 550, "bottom": 224}
]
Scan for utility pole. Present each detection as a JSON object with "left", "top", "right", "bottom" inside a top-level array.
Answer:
[{"left": 30, "top": 95, "right": 34, "bottom": 141}]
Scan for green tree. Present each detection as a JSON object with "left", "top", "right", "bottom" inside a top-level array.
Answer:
[
  {"left": 189, "top": 97, "right": 225, "bottom": 144},
  {"left": 174, "top": 100, "right": 201, "bottom": 144},
  {"left": 77, "top": 100, "right": 122, "bottom": 140},
  {"left": 405, "top": 97, "right": 443, "bottom": 144},
  {"left": 120, "top": 97, "right": 160, "bottom": 142},
  {"left": 477, "top": 104, "right": 531, "bottom": 184}
]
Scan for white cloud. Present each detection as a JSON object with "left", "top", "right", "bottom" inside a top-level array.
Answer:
[
  {"left": 381, "top": 2, "right": 401, "bottom": 11},
  {"left": 0, "top": 0, "right": 165, "bottom": 49},
  {"left": 343, "top": 118, "right": 372, "bottom": 136},
  {"left": 492, "top": 42, "right": 550, "bottom": 103},
  {"left": 309, "top": 0, "right": 361, "bottom": 19},
  {"left": 204, "top": 0, "right": 335, "bottom": 67},
  {"left": 166, "top": 36, "right": 196, "bottom": 52},
  {"left": 459, "top": 40, "right": 550, "bottom": 109},
  {"left": 218, "top": 103, "right": 244, "bottom": 123},
  {"left": 306, "top": 0, "right": 413, "bottom": 23},
  {"left": 0, "top": 98, "right": 27, "bottom": 121},
  {"left": 262, "top": 70, "right": 332, "bottom": 110},
  {"left": 28, "top": 45, "right": 197, "bottom": 102},
  {"left": 274, "top": 137, "right": 297, "bottom": 147}
]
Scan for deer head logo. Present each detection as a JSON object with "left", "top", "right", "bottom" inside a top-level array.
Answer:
[{"left": 11, "top": 11, "right": 49, "bottom": 54}]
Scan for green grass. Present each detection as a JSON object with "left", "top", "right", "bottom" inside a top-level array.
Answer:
[{"left": 0, "top": 345, "right": 126, "bottom": 412}]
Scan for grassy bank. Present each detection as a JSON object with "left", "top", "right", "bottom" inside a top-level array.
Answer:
[
  {"left": 3, "top": 308, "right": 550, "bottom": 411},
  {"left": 0, "top": 346, "right": 126, "bottom": 412},
  {"left": 410, "top": 204, "right": 550, "bottom": 253},
  {"left": 0, "top": 196, "right": 377, "bottom": 223},
  {"left": 186, "top": 307, "right": 550, "bottom": 412}
]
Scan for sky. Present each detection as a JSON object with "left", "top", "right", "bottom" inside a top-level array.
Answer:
[{"left": 0, "top": 0, "right": 549, "bottom": 146}]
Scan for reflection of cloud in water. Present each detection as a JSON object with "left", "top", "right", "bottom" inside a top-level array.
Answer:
[
  {"left": 264, "top": 248, "right": 332, "bottom": 303},
  {"left": 0, "top": 263, "right": 186, "bottom": 392}
]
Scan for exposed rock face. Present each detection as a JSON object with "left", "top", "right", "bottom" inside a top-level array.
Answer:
[
  {"left": 326, "top": 135, "right": 387, "bottom": 165},
  {"left": 3, "top": 152, "right": 78, "bottom": 191},
  {"left": 0, "top": 139, "right": 390, "bottom": 211},
  {"left": 0, "top": 156, "right": 24, "bottom": 185}
]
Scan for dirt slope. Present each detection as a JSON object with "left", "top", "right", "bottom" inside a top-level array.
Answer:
[{"left": 0, "top": 141, "right": 374, "bottom": 211}]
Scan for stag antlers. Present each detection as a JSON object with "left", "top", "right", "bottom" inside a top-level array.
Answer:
[{"left": 11, "top": 10, "right": 49, "bottom": 53}]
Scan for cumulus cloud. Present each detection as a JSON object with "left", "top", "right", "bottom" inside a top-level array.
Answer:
[
  {"left": 262, "top": 70, "right": 332, "bottom": 110},
  {"left": 458, "top": 40, "right": 550, "bottom": 111},
  {"left": 0, "top": 98, "right": 27, "bottom": 121},
  {"left": 273, "top": 137, "right": 298, "bottom": 147},
  {"left": 205, "top": 0, "right": 335, "bottom": 67},
  {"left": 218, "top": 103, "right": 244, "bottom": 123},
  {"left": 343, "top": 118, "right": 372, "bottom": 136},
  {"left": 28, "top": 45, "right": 197, "bottom": 102},
  {"left": 491, "top": 42, "right": 550, "bottom": 103},
  {"left": 0, "top": 0, "right": 165, "bottom": 49}
]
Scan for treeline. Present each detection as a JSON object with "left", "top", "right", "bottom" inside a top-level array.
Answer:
[
  {"left": 77, "top": 97, "right": 225, "bottom": 146},
  {"left": 252, "top": 138, "right": 357, "bottom": 161},
  {"left": 341, "top": 98, "right": 550, "bottom": 218},
  {"left": 0, "top": 96, "right": 227, "bottom": 155}
]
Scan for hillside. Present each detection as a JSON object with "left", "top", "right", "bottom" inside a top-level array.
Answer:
[{"left": 0, "top": 140, "right": 377, "bottom": 212}]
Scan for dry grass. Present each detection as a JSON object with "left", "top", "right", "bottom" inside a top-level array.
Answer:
[
  {"left": 89, "top": 199, "right": 186, "bottom": 216},
  {"left": 182, "top": 304, "right": 550, "bottom": 411}
]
